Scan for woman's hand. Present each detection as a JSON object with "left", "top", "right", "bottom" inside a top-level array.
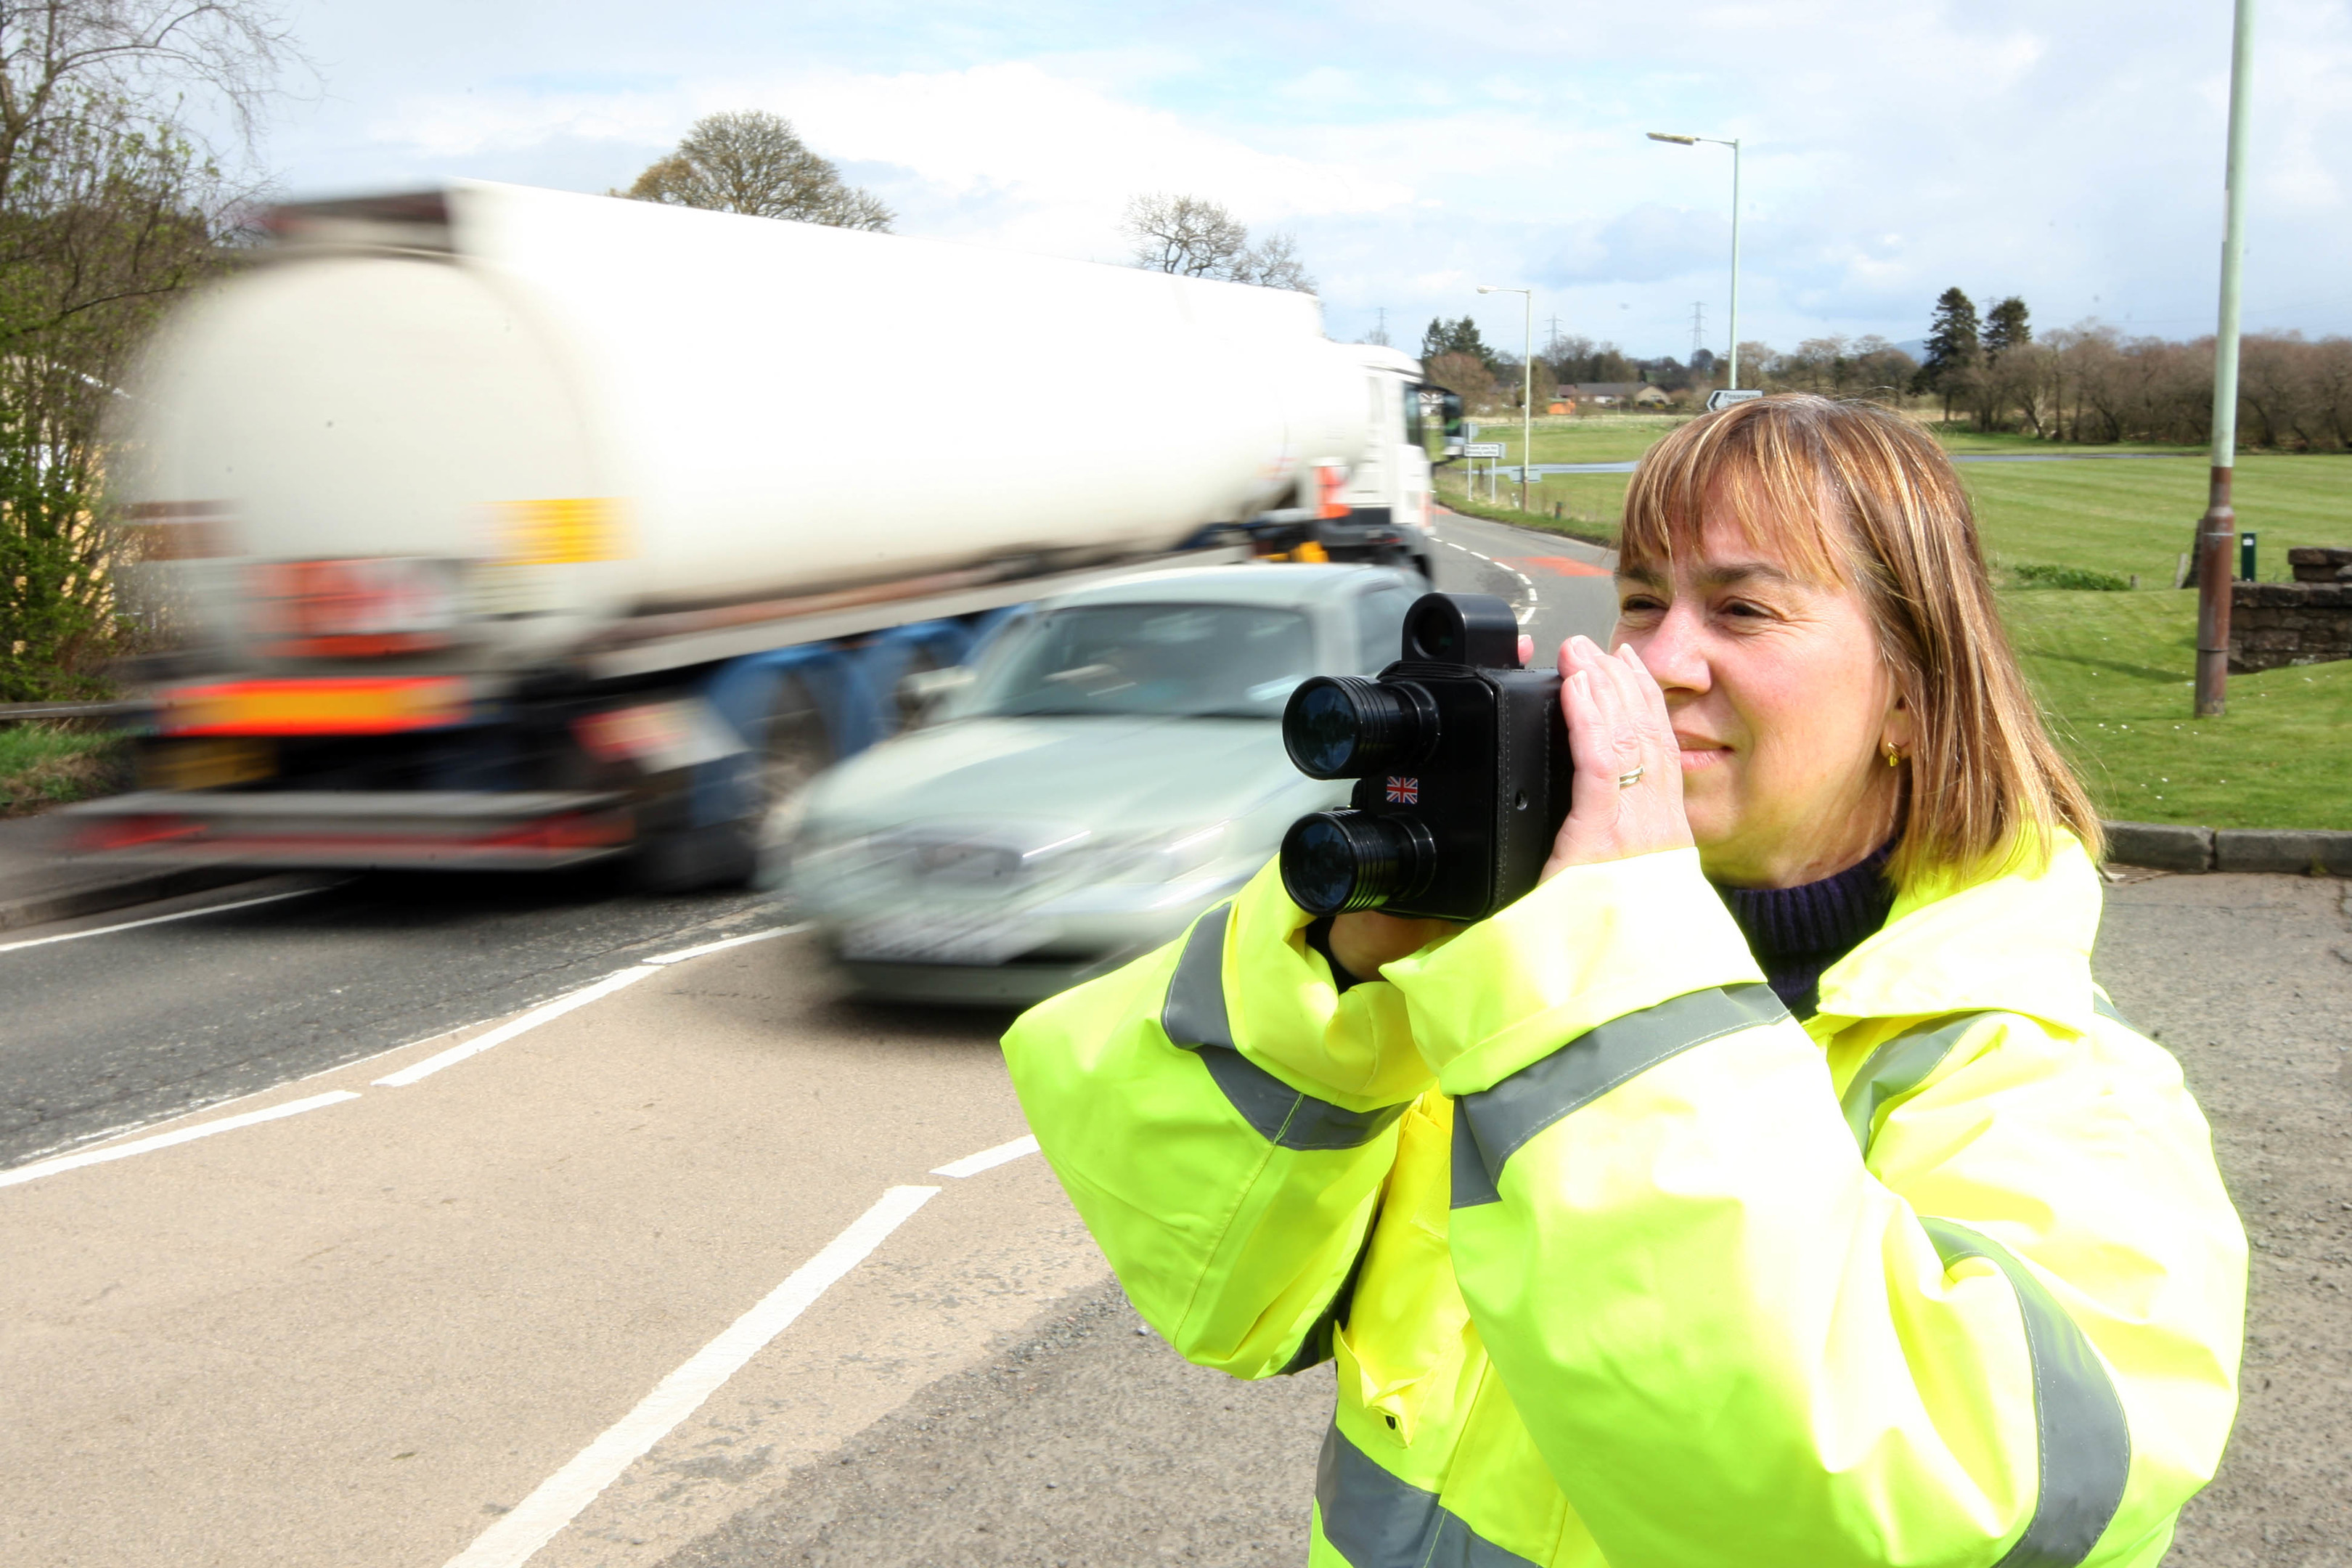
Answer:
[
  {"left": 1327, "top": 910, "right": 1455, "bottom": 983},
  {"left": 1542, "top": 635, "right": 1693, "bottom": 881}
]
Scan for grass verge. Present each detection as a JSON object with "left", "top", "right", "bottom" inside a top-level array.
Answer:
[
  {"left": 1434, "top": 466, "right": 1622, "bottom": 545},
  {"left": 0, "top": 724, "right": 128, "bottom": 816},
  {"left": 2003, "top": 589, "right": 2352, "bottom": 831}
]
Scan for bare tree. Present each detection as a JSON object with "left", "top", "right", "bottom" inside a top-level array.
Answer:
[
  {"left": 623, "top": 110, "right": 891, "bottom": 231},
  {"left": 1121, "top": 193, "right": 1314, "bottom": 293},
  {"left": 1, "top": 1, "right": 298, "bottom": 196}
]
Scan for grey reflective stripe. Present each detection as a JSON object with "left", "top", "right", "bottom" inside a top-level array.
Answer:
[
  {"left": 1919, "top": 1218, "right": 2133, "bottom": 1568},
  {"left": 1839, "top": 1012, "right": 1996, "bottom": 1158},
  {"left": 1452, "top": 984, "right": 1787, "bottom": 1206},
  {"left": 1450, "top": 1106, "right": 1501, "bottom": 1209},
  {"left": 1316, "top": 1424, "right": 1542, "bottom": 1568},
  {"left": 1161, "top": 905, "right": 1405, "bottom": 1152}
]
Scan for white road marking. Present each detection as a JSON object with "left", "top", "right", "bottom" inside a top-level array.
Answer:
[
  {"left": 1431, "top": 531, "right": 1540, "bottom": 624},
  {"left": 440, "top": 1183, "right": 942, "bottom": 1568},
  {"left": 643, "top": 923, "right": 807, "bottom": 965},
  {"left": 0, "top": 884, "right": 324, "bottom": 955},
  {"left": 0, "top": 1090, "right": 359, "bottom": 1190},
  {"left": 375, "top": 966, "right": 661, "bottom": 1087},
  {"left": 931, "top": 1133, "right": 1040, "bottom": 1178}
]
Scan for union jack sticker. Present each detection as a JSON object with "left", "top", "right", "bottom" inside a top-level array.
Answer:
[{"left": 1385, "top": 776, "right": 1419, "bottom": 804}]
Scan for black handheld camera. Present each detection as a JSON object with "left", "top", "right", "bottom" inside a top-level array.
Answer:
[{"left": 1278, "top": 592, "right": 1571, "bottom": 923}]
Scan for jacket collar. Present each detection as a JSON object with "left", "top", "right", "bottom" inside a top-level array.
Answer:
[{"left": 1808, "top": 833, "right": 2102, "bottom": 1034}]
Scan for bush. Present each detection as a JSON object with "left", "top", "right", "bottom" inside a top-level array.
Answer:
[{"left": 2011, "top": 561, "right": 2132, "bottom": 592}]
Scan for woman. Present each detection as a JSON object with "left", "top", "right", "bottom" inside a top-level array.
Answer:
[{"left": 1002, "top": 395, "right": 2245, "bottom": 1567}]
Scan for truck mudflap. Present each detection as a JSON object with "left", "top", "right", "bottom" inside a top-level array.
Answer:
[{"left": 60, "top": 790, "right": 633, "bottom": 870}]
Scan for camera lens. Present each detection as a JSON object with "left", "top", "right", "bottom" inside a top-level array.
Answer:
[
  {"left": 1282, "top": 677, "right": 1435, "bottom": 779},
  {"left": 1280, "top": 811, "right": 1435, "bottom": 915}
]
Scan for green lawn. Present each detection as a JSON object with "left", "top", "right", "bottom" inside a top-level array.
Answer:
[
  {"left": 1961, "top": 453, "right": 2349, "bottom": 587},
  {"left": 2002, "top": 591, "right": 2352, "bottom": 831},
  {"left": 1448, "top": 414, "right": 2350, "bottom": 592}
]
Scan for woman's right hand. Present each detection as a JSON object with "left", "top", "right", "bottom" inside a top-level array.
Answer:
[{"left": 1328, "top": 910, "right": 1457, "bottom": 983}]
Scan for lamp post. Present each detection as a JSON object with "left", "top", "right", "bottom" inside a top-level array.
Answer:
[
  {"left": 2194, "top": 0, "right": 2257, "bottom": 718},
  {"left": 1646, "top": 131, "right": 1741, "bottom": 391},
  {"left": 1479, "top": 284, "right": 1532, "bottom": 510}
]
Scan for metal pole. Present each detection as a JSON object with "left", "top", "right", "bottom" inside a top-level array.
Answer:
[
  {"left": 2195, "top": 0, "right": 2256, "bottom": 718},
  {"left": 1521, "top": 292, "right": 1533, "bottom": 511},
  {"left": 1727, "top": 139, "right": 1742, "bottom": 391}
]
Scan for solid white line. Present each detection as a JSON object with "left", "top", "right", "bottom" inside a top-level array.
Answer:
[
  {"left": 0, "top": 1090, "right": 360, "bottom": 1190},
  {"left": 0, "top": 884, "right": 324, "bottom": 955},
  {"left": 643, "top": 923, "right": 807, "bottom": 965},
  {"left": 374, "top": 966, "right": 659, "bottom": 1087},
  {"left": 439, "top": 1184, "right": 942, "bottom": 1568},
  {"left": 931, "top": 1134, "right": 1040, "bottom": 1179}
]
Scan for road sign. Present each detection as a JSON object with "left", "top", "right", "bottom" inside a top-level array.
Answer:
[
  {"left": 1462, "top": 442, "right": 1506, "bottom": 458},
  {"left": 1704, "top": 388, "right": 1764, "bottom": 412}
]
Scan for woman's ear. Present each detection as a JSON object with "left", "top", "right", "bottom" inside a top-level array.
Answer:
[{"left": 1881, "top": 692, "right": 1916, "bottom": 757}]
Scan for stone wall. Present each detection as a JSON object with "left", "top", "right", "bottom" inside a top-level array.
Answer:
[{"left": 2229, "top": 549, "right": 2352, "bottom": 672}]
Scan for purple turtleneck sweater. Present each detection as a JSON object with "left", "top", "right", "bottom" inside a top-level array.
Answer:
[{"left": 1715, "top": 840, "right": 1898, "bottom": 1017}]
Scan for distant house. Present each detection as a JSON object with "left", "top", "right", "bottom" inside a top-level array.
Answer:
[{"left": 1556, "top": 382, "right": 1671, "bottom": 409}]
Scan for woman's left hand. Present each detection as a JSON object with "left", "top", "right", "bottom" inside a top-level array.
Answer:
[{"left": 1540, "top": 635, "right": 1694, "bottom": 881}]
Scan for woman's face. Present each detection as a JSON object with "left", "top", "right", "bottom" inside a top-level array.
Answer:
[{"left": 1612, "top": 511, "right": 1910, "bottom": 888}]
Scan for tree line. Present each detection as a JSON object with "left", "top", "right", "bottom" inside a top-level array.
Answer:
[{"left": 1907, "top": 285, "right": 2351, "bottom": 448}]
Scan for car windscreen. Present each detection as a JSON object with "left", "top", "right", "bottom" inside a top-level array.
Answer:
[{"left": 959, "top": 603, "right": 1316, "bottom": 719}]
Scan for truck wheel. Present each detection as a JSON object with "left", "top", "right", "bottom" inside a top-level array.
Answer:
[{"left": 632, "top": 673, "right": 833, "bottom": 894}]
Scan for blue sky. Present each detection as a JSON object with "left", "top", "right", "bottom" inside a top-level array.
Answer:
[{"left": 248, "top": 1, "right": 2352, "bottom": 361}]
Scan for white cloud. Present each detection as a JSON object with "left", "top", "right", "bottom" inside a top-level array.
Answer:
[{"left": 278, "top": 0, "right": 2352, "bottom": 356}]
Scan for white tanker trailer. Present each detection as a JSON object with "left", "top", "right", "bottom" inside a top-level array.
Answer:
[{"left": 71, "top": 181, "right": 1455, "bottom": 887}]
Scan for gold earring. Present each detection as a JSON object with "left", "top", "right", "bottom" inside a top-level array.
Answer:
[{"left": 1885, "top": 744, "right": 1903, "bottom": 767}]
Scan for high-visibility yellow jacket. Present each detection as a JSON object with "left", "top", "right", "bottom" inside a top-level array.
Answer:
[{"left": 1001, "top": 836, "right": 2246, "bottom": 1567}]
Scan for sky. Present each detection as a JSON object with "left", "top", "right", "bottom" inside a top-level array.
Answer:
[{"left": 228, "top": 0, "right": 2352, "bottom": 363}]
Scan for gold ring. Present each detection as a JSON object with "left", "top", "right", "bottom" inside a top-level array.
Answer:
[{"left": 1616, "top": 767, "right": 1645, "bottom": 790}]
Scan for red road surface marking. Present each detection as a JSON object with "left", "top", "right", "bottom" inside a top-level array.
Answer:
[{"left": 1508, "top": 555, "right": 1610, "bottom": 577}]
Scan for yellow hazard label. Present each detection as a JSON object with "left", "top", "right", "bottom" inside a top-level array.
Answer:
[{"left": 499, "top": 497, "right": 629, "bottom": 564}]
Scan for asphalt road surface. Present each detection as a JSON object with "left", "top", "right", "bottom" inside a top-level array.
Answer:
[{"left": 1, "top": 520, "right": 2341, "bottom": 1567}]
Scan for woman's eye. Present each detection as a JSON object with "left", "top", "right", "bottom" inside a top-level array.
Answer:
[{"left": 1619, "top": 595, "right": 1665, "bottom": 615}]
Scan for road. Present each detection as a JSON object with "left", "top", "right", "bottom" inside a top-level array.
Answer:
[{"left": 2, "top": 519, "right": 2339, "bottom": 1567}]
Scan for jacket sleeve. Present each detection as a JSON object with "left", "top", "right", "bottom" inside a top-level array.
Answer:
[
  {"left": 1381, "top": 846, "right": 2247, "bottom": 1568},
  {"left": 1000, "top": 859, "right": 1437, "bottom": 1378}
]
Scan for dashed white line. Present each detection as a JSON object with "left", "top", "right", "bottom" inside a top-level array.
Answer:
[
  {"left": 375, "top": 965, "right": 661, "bottom": 1087},
  {"left": 5, "top": 915, "right": 800, "bottom": 1184},
  {"left": 0, "top": 1090, "right": 360, "bottom": 1190},
  {"left": 931, "top": 1133, "right": 1040, "bottom": 1178},
  {"left": 439, "top": 1183, "right": 942, "bottom": 1568},
  {"left": 1431, "top": 531, "right": 1540, "bottom": 624},
  {"left": 0, "top": 883, "right": 326, "bottom": 955}
]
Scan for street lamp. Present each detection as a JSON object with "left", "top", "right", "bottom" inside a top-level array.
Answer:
[
  {"left": 1646, "top": 131, "right": 1742, "bottom": 391},
  {"left": 1478, "top": 284, "right": 1532, "bottom": 510}
]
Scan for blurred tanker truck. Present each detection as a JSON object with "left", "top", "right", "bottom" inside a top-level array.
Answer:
[{"left": 68, "top": 181, "right": 1460, "bottom": 889}]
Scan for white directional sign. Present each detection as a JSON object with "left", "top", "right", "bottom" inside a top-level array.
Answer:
[
  {"left": 1461, "top": 442, "right": 1506, "bottom": 458},
  {"left": 1704, "top": 388, "right": 1765, "bottom": 412}
]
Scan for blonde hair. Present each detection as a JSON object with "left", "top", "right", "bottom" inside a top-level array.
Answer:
[{"left": 1618, "top": 394, "right": 2102, "bottom": 886}]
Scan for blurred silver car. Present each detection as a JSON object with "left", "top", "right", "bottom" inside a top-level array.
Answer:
[{"left": 784, "top": 563, "right": 1421, "bottom": 1005}]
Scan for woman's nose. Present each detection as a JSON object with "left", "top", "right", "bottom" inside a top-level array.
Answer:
[{"left": 1620, "top": 605, "right": 1710, "bottom": 693}]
